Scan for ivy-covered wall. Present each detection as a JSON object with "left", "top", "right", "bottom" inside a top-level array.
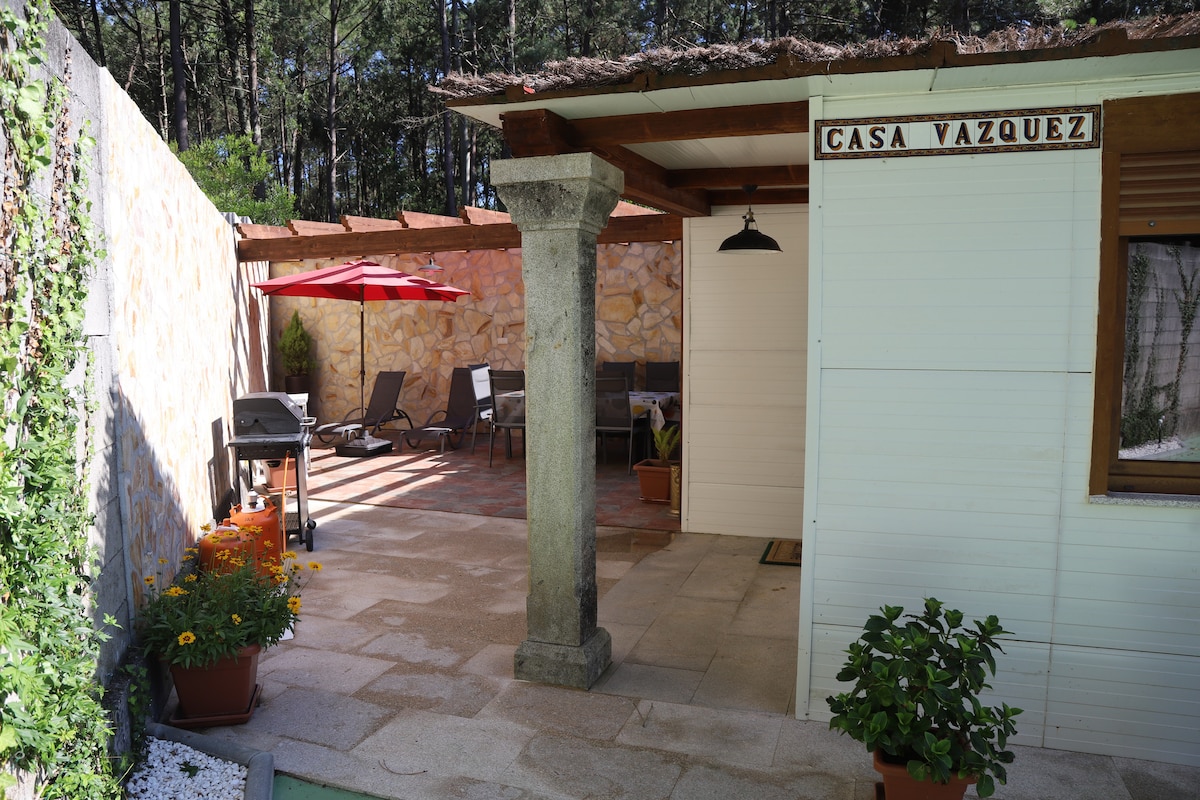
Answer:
[{"left": 1, "top": 1, "right": 268, "bottom": 795}]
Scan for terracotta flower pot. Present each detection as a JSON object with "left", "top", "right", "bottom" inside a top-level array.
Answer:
[
  {"left": 633, "top": 460, "right": 673, "bottom": 504},
  {"left": 873, "top": 751, "right": 976, "bottom": 800},
  {"left": 169, "top": 643, "right": 262, "bottom": 721}
]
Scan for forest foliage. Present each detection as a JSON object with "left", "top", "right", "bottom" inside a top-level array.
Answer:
[{"left": 49, "top": 0, "right": 1196, "bottom": 224}]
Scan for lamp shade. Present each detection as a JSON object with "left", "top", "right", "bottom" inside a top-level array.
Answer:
[{"left": 718, "top": 211, "right": 782, "bottom": 254}]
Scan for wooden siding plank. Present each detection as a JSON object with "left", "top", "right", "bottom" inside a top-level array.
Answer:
[
  {"left": 1044, "top": 646, "right": 1200, "bottom": 766},
  {"left": 686, "top": 210, "right": 807, "bottom": 538}
]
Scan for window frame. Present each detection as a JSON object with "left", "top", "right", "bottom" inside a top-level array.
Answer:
[{"left": 1090, "top": 92, "right": 1200, "bottom": 496}]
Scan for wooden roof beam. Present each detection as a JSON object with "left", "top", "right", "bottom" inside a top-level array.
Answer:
[
  {"left": 501, "top": 108, "right": 710, "bottom": 217},
  {"left": 569, "top": 101, "right": 810, "bottom": 146},
  {"left": 236, "top": 214, "right": 682, "bottom": 262},
  {"left": 670, "top": 164, "right": 809, "bottom": 189}
]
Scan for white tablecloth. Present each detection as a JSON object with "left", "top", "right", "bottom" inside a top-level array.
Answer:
[{"left": 496, "top": 390, "right": 678, "bottom": 429}]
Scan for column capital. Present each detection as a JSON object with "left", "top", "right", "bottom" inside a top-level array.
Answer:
[{"left": 492, "top": 153, "right": 623, "bottom": 236}]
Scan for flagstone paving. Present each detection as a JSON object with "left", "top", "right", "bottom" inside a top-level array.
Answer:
[{"left": 183, "top": 438, "right": 1200, "bottom": 799}]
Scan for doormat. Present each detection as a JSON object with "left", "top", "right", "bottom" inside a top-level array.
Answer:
[{"left": 760, "top": 539, "right": 802, "bottom": 566}]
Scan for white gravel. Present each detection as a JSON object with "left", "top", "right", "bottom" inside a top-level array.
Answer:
[{"left": 125, "top": 736, "right": 246, "bottom": 799}]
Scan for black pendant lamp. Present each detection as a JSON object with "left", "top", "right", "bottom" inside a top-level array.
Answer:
[{"left": 718, "top": 185, "right": 781, "bottom": 254}]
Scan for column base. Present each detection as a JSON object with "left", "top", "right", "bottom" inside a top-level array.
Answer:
[{"left": 514, "top": 627, "right": 612, "bottom": 689}]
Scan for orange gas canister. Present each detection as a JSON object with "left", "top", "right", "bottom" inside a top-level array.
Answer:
[
  {"left": 227, "top": 492, "right": 283, "bottom": 573},
  {"left": 198, "top": 523, "right": 256, "bottom": 573}
]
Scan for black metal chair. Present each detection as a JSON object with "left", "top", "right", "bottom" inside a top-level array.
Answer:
[
  {"left": 403, "top": 367, "right": 477, "bottom": 453},
  {"left": 595, "top": 375, "right": 648, "bottom": 474},
  {"left": 600, "top": 360, "right": 637, "bottom": 391},
  {"left": 489, "top": 370, "right": 526, "bottom": 466},
  {"left": 314, "top": 370, "right": 411, "bottom": 443},
  {"left": 644, "top": 361, "right": 680, "bottom": 392}
]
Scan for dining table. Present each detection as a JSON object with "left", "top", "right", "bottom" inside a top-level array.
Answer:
[{"left": 494, "top": 390, "right": 679, "bottom": 430}]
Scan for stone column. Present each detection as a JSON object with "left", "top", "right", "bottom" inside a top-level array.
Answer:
[{"left": 491, "top": 153, "right": 622, "bottom": 689}]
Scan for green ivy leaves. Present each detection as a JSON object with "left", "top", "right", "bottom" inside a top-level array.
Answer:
[{"left": 0, "top": 1, "right": 119, "bottom": 796}]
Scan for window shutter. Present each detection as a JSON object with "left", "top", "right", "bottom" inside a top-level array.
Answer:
[{"left": 1119, "top": 151, "right": 1200, "bottom": 236}]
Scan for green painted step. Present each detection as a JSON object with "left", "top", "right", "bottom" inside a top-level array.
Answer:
[{"left": 273, "top": 774, "right": 386, "bottom": 799}]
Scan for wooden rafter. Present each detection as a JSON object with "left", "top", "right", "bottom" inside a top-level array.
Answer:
[
  {"left": 567, "top": 101, "right": 809, "bottom": 146},
  {"left": 236, "top": 211, "right": 681, "bottom": 263},
  {"left": 500, "top": 105, "right": 811, "bottom": 215}
]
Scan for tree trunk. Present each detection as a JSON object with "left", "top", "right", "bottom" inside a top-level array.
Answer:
[
  {"left": 245, "top": 0, "right": 261, "bottom": 146},
  {"left": 438, "top": 0, "right": 457, "bottom": 215},
  {"left": 219, "top": 0, "right": 249, "bottom": 135},
  {"left": 506, "top": 0, "right": 516, "bottom": 70},
  {"left": 326, "top": 0, "right": 340, "bottom": 222},
  {"left": 169, "top": 0, "right": 189, "bottom": 150},
  {"left": 88, "top": 0, "right": 107, "bottom": 66}
]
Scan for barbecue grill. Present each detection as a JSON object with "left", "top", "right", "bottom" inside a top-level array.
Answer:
[{"left": 228, "top": 392, "right": 317, "bottom": 551}]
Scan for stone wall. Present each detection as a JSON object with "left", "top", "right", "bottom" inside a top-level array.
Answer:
[
  {"left": 265, "top": 241, "right": 681, "bottom": 428},
  {"left": 64, "top": 20, "right": 268, "bottom": 683}
]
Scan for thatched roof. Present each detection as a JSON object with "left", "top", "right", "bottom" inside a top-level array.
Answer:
[{"left": 432, "top": 14, "right": 1200, "bottom": 100}]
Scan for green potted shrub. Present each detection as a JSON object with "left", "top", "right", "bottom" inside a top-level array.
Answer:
[
  {"left": 633, "top": 424, "right": 681, "bottom": 504},
  {"left": 826, "top": 598, "right": 1022, "bottom": 799},
  {"left": 278, "top": 310, "right": 314, "bottom": 393}
]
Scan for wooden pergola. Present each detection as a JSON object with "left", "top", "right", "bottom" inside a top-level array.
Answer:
[{"left": 235, "top": 203, "right": 682, "bottom": 263}]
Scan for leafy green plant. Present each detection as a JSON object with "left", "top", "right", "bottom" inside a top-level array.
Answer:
[
  {"left": 175, "top": 134, "right": 295, "bottom": 225},
  {"left": 651, "top": 424, "right": 681, "bottom": 463},
  {"left": 0, "top": 0, "right": 120, "bottom": 795},
  {"left": 137, "top": 533, "right": 317, "bottom": 669},
  {"left": 826, "top": 598, "right": 1022, "bottom": 798},
  {"left": 278, "top": 309, "right": 315, "bottom": 376}
]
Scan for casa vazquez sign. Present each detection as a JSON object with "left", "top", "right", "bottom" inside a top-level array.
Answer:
[{"left": 815, "top": 106, "right": 1100, "bottom": 159}]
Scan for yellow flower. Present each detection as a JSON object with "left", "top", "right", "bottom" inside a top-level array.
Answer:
[
  {"left": 307, "top": 562, "right": 323, "bottom": 572},
  {"left": 273, "top": 573, "right": 288, "bottom": 585},
  {"left": 144, "top": 575, "right": 155, "bottom": 586},
  {"left": 178, "top": 631, "right": 196, "bottom": 645},
  {"left": 184, "top": 573, "right": 197, "bottom": 582},
  {"left": 164, "top": 586, "right": 187, "bottom": 597},
  {"left": 281, "top": 551, "right": 298, "bottom": 560},
  {"left": 200, "top": 524, "right": 212, "bottom": 533},
  {"left": 262, "top": 539, "right": 275, "bottom": 550},
  {"left": 231, "top": 614, "right": 242, "bottom": 625},
  {"left": 158, "top": 557, "right": 169, "bottom": 565},
  {"left": 287, "top": 596, "right": 301, "bottom": 613}
]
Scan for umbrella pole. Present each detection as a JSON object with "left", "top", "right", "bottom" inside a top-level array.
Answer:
[{"left": 359, "top": 298, "right": 366, "bottom": 419}]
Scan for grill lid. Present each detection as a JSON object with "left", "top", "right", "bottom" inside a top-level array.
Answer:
[{"left": 232, "top": 392, "right": 305, "bottom": 437}]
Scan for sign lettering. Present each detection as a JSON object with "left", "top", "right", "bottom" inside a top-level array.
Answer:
[{"left": 815, "top": 106, "right": 1099, "bottom": 159}]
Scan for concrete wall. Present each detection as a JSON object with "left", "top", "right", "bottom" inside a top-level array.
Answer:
[
  {"left": 264, "top": 242, "right": 681, "bottom": 430},
  {"left": 799, "top": 61, "right": 1200, "bottom": 767}
]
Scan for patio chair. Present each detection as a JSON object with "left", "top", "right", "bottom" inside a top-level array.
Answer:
[
  {"left": 596, "top": 375, "right": 649, "bottom": 474},
  {"left": 468, "top": 363, "right": 493, "bottom": 454},
  {"left": 644, "top": 361, "right": 680, "bottom": 392},
  {"left": 404, "top": 367, "right": 477, "bottom": 453},
  {"left": 314, "top": 370, "right": 412, "bottom": 444},
  {"left": 600, "top": 360, "right": 637, "bottom": 391},
  {"left": 489, "top": 370, "right": 526, "bottom": 467}
]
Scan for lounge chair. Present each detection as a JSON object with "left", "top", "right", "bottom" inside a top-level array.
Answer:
[
  {"left": 314, "top": 371, "right": 412, "bottom": 444},
  {"left": 404, "top": 367, "right": 478, "bottom": 453}
]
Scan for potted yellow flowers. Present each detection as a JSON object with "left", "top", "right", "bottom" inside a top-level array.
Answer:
[{"left": 136, "top": 529, "right": 319, "bottom": 726}]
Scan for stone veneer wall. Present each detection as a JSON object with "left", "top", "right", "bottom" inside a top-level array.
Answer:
[
  {"left": 265, "top": 240, "right": 681, "bottom": 429},
  {"left": 77, "top": 27, "right": 269, "bottom": 682}
]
